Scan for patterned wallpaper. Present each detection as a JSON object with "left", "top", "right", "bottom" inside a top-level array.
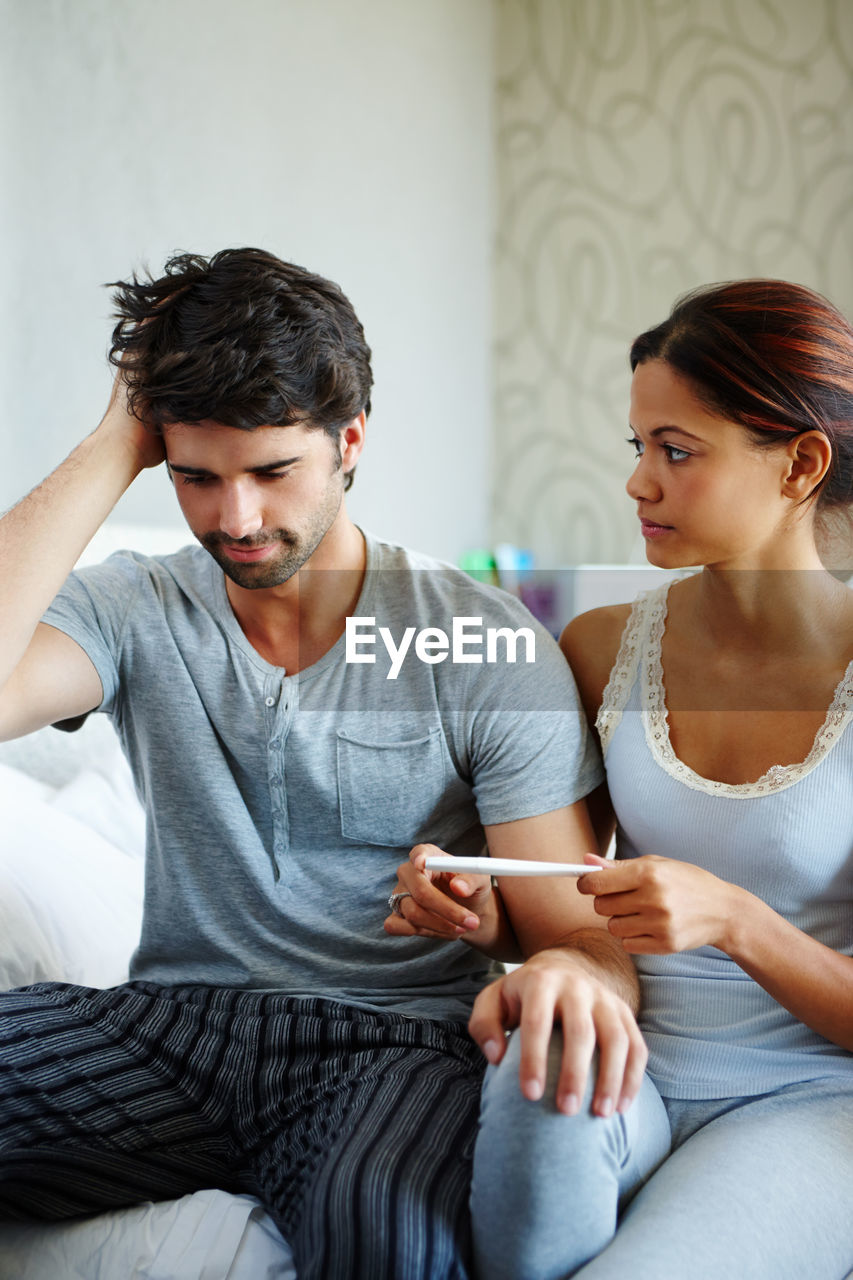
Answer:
[{"left": 491, "top": 0, "right": 853, "bottom": 564}]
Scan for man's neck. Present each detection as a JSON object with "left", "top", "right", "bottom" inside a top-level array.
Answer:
[{"left": 224, "top": 519, "right": 367, "bottom": 673}]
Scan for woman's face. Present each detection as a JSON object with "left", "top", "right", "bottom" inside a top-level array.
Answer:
[{"left": 626, "top": 359, "right": 796, "bottom": 570}]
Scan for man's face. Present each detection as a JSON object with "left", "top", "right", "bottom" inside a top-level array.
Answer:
[{"left": 163, "top": 420, "right": 350, "bottom": 589}]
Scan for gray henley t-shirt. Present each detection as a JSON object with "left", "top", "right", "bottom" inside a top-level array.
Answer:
[{"left": 43, "top": 532, "right": 602, "bottom": 1022}]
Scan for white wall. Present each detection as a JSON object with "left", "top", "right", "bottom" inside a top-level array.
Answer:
[{"left": 0, "top": 0, "right": 494, "bottom": 565}]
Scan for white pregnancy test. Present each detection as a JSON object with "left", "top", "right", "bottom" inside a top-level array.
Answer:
[{"left": 423, "top": 856, "right": 593, "bottom": 877}]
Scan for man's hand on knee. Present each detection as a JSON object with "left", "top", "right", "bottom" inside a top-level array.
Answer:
[{"left": 468, "top": 950, "right": 647, "bottom": 1119}]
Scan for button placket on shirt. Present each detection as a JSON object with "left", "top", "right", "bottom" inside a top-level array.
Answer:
[{"left": 265, "top": 672, "right": 295, "bottom": 879}]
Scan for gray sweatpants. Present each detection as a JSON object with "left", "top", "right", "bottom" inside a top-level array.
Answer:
[{"left": 472, "top": 1029, "right": 853, "bottom": 1280}]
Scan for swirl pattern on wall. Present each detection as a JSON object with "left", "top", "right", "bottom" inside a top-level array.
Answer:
[{"left": 492, "top": 0, "right": 853, "bottom": 564}]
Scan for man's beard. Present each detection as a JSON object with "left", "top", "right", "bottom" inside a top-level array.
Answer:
[
  {"left": 196, "top": 453, "right": 345, "bottom": 589},
  {"left": 200, "top": 528, "right": 320, "bottom": 589}
]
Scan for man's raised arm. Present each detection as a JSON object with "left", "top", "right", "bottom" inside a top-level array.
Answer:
[{"left": 0, "top": 375, "right": 164, "bottom": 740}]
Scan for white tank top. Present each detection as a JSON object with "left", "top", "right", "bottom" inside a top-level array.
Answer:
[{"left": 598, "top": 584, "right": 853, "bottom": 1099}]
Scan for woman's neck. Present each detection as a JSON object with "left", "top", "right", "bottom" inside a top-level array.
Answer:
[{"left": 687, "top": 563, "right": 851, "bottom": 656}]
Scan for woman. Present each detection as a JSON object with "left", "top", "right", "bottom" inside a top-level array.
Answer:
[{"left": 469, "top": 280, "right": 853, "bottom": 1278}]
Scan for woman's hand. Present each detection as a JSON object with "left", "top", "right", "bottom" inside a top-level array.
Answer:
[
  {"left": 578, "top": 853, "right": 742, "bottom": 954},
  {"left": 384, "top": 845, "right": 519, "bottom": 959}
]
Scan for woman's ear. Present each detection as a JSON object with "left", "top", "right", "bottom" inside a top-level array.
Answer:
[{"left": 782, "top": 431, "right": 832, "bottom": 502}]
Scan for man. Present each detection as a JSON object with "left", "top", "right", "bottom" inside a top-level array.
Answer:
[{"left": 0, "top": 248, "right": 645, "bottom": 1279}]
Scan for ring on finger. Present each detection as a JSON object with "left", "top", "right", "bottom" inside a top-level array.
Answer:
[{"left": 388, "top": 891, "right": 413, "bottom": 917}]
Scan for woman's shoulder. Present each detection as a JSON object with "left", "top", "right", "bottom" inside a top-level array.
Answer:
[
  {"left": 559, "top": 604, "right": 634, "bottom": 724},
  {"left": 560, "top": 603, "right": 633, "bottom": 660}
]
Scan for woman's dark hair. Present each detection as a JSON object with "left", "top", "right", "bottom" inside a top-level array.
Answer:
[
  {"left": 630, "top": 279, "right": 853, "bottom": 510},
  {"left": 108, "top": 248, "right": 373, "bottom": 491}
]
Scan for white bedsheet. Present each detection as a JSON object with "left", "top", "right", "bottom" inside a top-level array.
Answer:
[{"left": 0, "top": 1189, "right": 295, "bottom": 1280}]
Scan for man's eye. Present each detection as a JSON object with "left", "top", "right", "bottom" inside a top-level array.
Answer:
[
  {"left": 626, "top": 436, "right": 644, "bottom": 457},
  {"left": 180, "top": 475, "right": 211, "bottom": 486}
]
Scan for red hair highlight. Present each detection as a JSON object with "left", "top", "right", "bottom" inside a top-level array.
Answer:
[{"left": 631, "top": 280, "right": 853, "bottom": 508}]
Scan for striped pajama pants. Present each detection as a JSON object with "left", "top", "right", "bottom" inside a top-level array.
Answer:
[{"left": 0, "top": 981, "right": 486, "bottom": 1280}]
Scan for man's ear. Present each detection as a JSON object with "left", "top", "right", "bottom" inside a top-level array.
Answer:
[
  {"left": 781, "top": 430, "right": 832, "bottom": 502},
  {"left": 339, "top": 411, "right": 367, "bottom": 477}
]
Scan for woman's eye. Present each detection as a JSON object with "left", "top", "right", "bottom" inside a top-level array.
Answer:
[{"left": 625, "top": 436, "right": 689, "bottom": 463}]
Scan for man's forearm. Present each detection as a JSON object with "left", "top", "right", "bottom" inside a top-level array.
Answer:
[
  {"left": 535, "top": 928, "right": 640, "bottom": 1014},
  {"left": 0, "top": 416, "right": 146, "bottom": 693}
]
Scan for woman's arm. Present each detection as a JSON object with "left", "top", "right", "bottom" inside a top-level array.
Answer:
[
  {"left": 565, "top": 599, "right": 853, "bottom": 1052},
  {"left": 580, "top": 854, "right": 853, "bottom": 1052},
  {"left": 559, "top": 606, "right": 630, "bottom": 854},
  {"left": 727, "top": 891, "right": 853, "bottom": 1051}
]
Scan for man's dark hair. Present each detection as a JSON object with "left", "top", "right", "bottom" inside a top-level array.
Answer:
[{"left": 108, "top": 247, "right": 373, "bottom": 491}]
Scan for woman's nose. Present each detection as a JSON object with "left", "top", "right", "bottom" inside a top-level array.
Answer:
[{"left": 626, "top": 452, "right": 661, "bottom": 503}]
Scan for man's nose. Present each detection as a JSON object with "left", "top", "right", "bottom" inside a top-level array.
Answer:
[{"left": 219, "top": 484, "right": 264, "bottom": 539}]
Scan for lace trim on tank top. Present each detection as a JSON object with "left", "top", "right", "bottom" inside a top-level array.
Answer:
[
  {"left": 597, "top": 583, "right": 853, "bottom": 798},
  {"left": 595, "top": 590, "right": 651, "bottom": 754}
]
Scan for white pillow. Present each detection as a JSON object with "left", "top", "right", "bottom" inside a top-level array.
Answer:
[
  {"left": 0, "top": 716, "right": 122, "bottom": 789},
  {"left": 0, "top": 763, "right": 143, "bottom": 989},
  {"left": 51, "top": 750, "right": 145, "bottom": 859},
  {"left": 0, "top": 870, "right": 68, "bottom": 989}
]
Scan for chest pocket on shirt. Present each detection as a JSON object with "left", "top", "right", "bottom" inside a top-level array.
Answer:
[{"left": 337, "top": 725, "right": 449, "bottom": 847}]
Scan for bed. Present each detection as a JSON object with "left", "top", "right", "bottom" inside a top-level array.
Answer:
[{"left": 0, "top": 712, "right": 297, "bottom": 1278}]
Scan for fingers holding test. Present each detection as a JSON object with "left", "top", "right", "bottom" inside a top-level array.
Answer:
[
  {"left": 383, "top": 888, "right": 473, "bottom": 939},
  {"left": 409, "top": 843, "right": 494, "bottom": 916},
  {"left": 383, "top": 845, "right": 489, "bottom": 939},
  {"left": 576, "top": 854, "right": 629, "bottom": 899},
  {"left": 405, "top": 845, "right": 482, "bottom": 934},
  {"left": 577, "top": 858, "right": 649, "bottom": 945}
]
